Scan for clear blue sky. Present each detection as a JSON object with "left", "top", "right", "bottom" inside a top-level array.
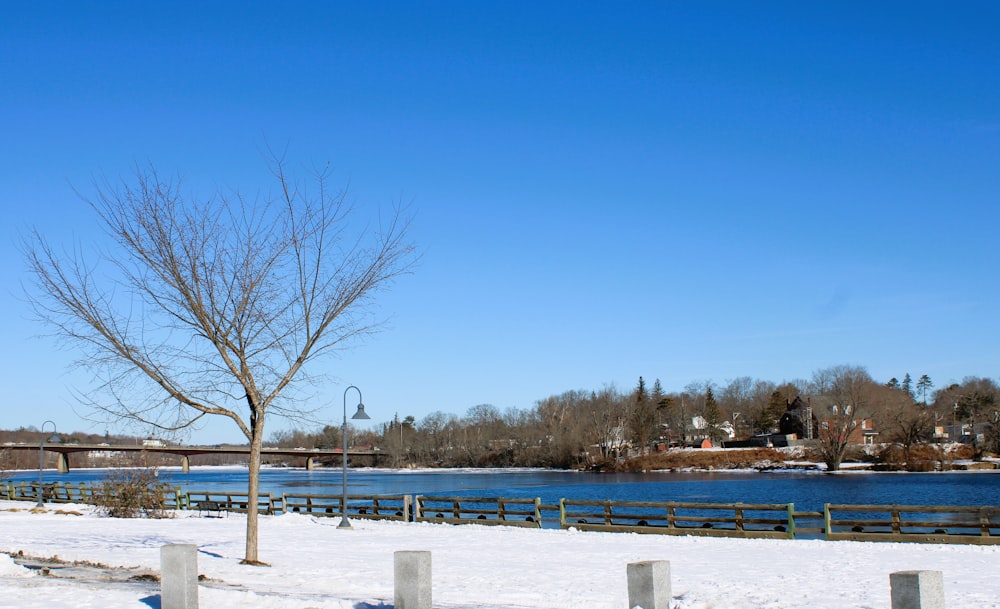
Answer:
[{"left": 2, "top": 2, "right": 998, "bottom": 444}]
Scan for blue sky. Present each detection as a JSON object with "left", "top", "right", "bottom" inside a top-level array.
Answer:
[{"left": 2, "top": 2, "right": 998, "bottom": 444}]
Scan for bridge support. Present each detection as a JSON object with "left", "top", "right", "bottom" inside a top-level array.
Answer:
[
  {"left": 57, "top": 453, "right": 69, "bottom": 474},
  {"left": 306, "top": 457, "right": 315, "bottom": 471},
  {"left": 181, "top": 455, "right": 190, "bottom": 473}
]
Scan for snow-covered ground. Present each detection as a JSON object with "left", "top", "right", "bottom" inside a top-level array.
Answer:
[{"left": 1, "top": 499, "right": 997, "bottom": 609}]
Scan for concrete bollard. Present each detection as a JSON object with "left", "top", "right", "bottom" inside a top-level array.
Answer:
[
  {"left": 394, "top": 550, "right": 432, "bottom": 609},
  {"left": 890, "top": 570, "right": 945, "bottom": 609},
  {"left": 627, "top": 560, "right": 671, "bottom": 609},
  {"left": 161, "top": 544, "right": 199, "bottom": 609}
]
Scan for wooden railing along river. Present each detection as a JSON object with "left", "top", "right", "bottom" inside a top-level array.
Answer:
[{"left": 3, "top": 480, "right": 998, "bottom": 544}]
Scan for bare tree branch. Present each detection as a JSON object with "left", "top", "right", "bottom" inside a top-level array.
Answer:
[{"left": 22, "top": 159, "right": 416, "bottom": 563}]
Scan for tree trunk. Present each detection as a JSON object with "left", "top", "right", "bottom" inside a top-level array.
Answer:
[{"left": 243, "top": 414, "right": 266, "bottom": 565}]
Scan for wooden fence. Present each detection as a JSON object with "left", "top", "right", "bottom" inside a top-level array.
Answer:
[
  {"left": 824, "top": 503, "right": 1000, "bottom": 544},
  {"left": 282, "top": 493, "right": 411, "bottom": 522},
  {"left": 0, "top": 481, "right": 184, "bottom": 510},
  {"left": 415, "top": 495, "right": 543, "bottom": 528},
  {"left": 3, "top": 480, "right": 998, "bottom": 545},
  {"left": 559, "top": 498, "right": 796, "bottom": 539},
  {"left": 183, "top": 490, "right": 277, "bottom": 514}
]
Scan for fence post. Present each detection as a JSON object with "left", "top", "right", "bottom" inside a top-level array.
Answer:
[
  {"left": 394, "top": 550, "right": 432, "bottom": 609},
  {"left": 890, "top": 570, "right": 944, "bottom": 609},
  {"left": 627, "top": 560, "right": 671, "bottom": 609},
  {"left": 161, "top": 544, "right": 199, "bottom": 609},
  {"left": 414, "top": 495, "right": 424, "bottom": 521}
]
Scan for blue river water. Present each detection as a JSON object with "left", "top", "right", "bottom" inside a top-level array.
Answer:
[{"left": 8, "top": 467, "right": 1000, "bottom": 513}]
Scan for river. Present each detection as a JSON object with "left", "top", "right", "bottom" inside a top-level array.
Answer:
[{"left": 7, "top": 467, "right": 1000, "bottom": 513}]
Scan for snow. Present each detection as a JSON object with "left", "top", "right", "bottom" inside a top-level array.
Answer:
[{"left": 1, "top": 500, "right": 998, "bottom": 609}]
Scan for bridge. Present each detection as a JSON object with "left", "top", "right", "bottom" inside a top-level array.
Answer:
[{"left": 2, "top": 443, "right": 382, "bottom": 473}]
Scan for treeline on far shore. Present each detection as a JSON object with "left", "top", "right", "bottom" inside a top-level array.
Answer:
[
  {"left": 5, "top": 364, "right": 999, "bottom": 473},
  {"left": 0, "top": 429, "right": 992, "bottom": 475},
  {"left": 272, "top": 365, "right": 1000, "bottom": 472}
]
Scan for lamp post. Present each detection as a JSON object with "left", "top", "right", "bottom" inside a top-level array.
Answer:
[
  {"left": 340, "top": 385, "right": 370, "bottom": 529},
  {"left": 36, "top": 420, "right": 61, "bottom": 508}
]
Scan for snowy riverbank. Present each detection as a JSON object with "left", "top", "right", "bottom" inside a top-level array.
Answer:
[{"left": 1, "top": 500, "right": 998, "bottom": 609}]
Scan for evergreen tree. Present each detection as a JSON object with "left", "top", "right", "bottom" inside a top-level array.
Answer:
[
  {"left": 703, "top": 387, "right": 725, "bottom": 443},
  {"left": 901, "top": 373, "right": 913, "bottom": 398},
  {"left": 916, "top": 374, "right": 933, "bottom": 405},
  {"left": 629, "top": 376, "right": 656, "bottom": 455},
  {"left": 651, "top": 378, "right": 664, "bottom": 405},
  {"left": 634, "top": 376, "right": 649, "bottom": 403},
  {"left": 886, "top": 377, "right": 900, "bottom": 389}
]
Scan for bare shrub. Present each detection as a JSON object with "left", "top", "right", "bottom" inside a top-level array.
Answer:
[
  {"left": 622, "top": 448, "right": 792, "bottom": 471},
  {"left": 874, "top": 445, "right": 926, "bottom": 471},
  {"left": 95, "top": 468, "right": 172, "bottom": 519}
]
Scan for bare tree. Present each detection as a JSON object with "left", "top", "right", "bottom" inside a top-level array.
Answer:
[
  {"left": 535, "top": 390, "right": 589, "bottom": 467},
  {"left": 934, "top": 377, "right": 1000, "bottom": 459},
  {"left": 23, "top": 160, "right": 415, "bottom": 564},
  {"left": 810, "top": 365, "right": 876, "bottom": 471},
  {"left": 745, "top": 380, "right": 779, "bottom": 435},
  {"left": 583, "top": 386, "right": 628, "bottom": 462},
  {"left": 872, "top": 383, "right": 933, "bottom": 467},
  {"left": 721, "top": 376, "right": 757, "bottom": 439}
]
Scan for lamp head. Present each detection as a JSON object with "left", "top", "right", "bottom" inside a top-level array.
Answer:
[{"left": 351, "top": 403, "right": 371, "bottom": 420}]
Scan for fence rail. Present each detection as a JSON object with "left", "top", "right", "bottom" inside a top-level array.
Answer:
[
  {"left": 559, "top": 498, "right": 795, "bottom": 539},
  {"left": 415, "top": 495, "right": 542, "bottom": 527},
  {"left": 3, "top": 480, "right": 998, "bottom": 545},
  {"left": 282, "top": 493, "right": 411, "bottom": 522},
  {"left": 824, "top": 503, "right": 1000, "bottom": 544},
  {"left": 0, "top": 481, "right": 184, "bottom": 509},
  {"left": 184, "top": 490, "right": 276, "bottom": 514}
]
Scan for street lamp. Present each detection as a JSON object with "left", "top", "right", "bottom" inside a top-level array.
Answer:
[
  {"left": 36, "top": 420, "right": 61, "bottom": 508},
  {"left": 340, "top": 385, "right": 370, "bottom": 529}
]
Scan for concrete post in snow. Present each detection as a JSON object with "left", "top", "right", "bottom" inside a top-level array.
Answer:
[
  {"left": 161, "top": 543, "right": 199, "bottom": 609},
  {"left": 394, "top": 550, "right": 432, "bottom": 609},
  {"left": 627, "top": 560, "right": 671, "bottom": 609},
  {"left": 890, "top": 570, "right": 945, "bottom": 609}
]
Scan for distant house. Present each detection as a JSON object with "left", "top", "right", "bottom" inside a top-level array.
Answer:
[
  {"left": 817, "top": 417, "right": 878, "bottom": 445},
  {"left": 778, "top": 396, "right": 818, "bottom": 439},
  {"left": 858, "top": 418, "right": 878, "bottom": 445}
]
